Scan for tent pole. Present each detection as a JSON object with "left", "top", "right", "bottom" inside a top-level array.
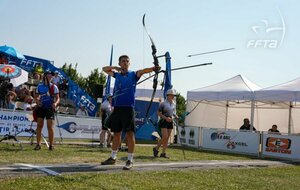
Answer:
[
  {"left": 225, "top": 101, "right": 229, "bottom": 130},
  {"left": 250, "top": 100, "right": 255, "bottom": 131},
  {"left": 288, "top": 102, "right": 292, "bottom": 134}
]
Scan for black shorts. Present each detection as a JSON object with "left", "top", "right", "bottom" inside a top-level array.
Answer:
[
  {"left": 109, "top": 107, "right": 135, "bottom": 133},
  {"left": 158, "top": 119, "right": 173, "bottom": 129},
  {"left": 101, "top": 112, "right": 109, "bottom": 130},
  {"left": 35, "top": 106, "right": 54, "bottom": 120}
]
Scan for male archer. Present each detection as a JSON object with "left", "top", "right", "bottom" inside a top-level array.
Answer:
[{"left": 101, "top": 55, "right": 160, "bottom": 170}]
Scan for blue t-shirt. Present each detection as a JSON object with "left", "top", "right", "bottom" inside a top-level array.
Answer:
[
  {"left": 112, "top": 71, "right": 139, "bottom": 107},
  {"left": 36, "top": 83, "right": 59, "bottom": 109}
]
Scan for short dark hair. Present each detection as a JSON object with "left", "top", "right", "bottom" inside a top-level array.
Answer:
[
  {"left": 119, "top": 55, "right": 129, "bottom": 62},
  {"left": 244, "top": 118, "right": 249, "bottom": 122},
  {"left": 43, "top": 71, "right": 54, "bottom": 76}
]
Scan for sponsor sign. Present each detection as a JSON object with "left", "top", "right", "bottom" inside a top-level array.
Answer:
[
  {"left": 178, "top": 126, "right": 199, "bottom": 148},
  {"left": 0, "top": 110, "right": 101, "bottom": 139},
  {"left": 262, "top": 134, "right": 300, "bottom": 160},
  {"left": 202, "top": 128, "right": 259, "bottom": 154}
]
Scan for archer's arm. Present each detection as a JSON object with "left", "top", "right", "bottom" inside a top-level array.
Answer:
[
  {"left": 53, "top": 93, "right": 60, "bottom": 109},
  {"left": 102, "top": 66, "right": 122, "bottom": 77},
  {"left": 136, "top": 66, "right": 161, "bottom": 78},
  {"left": 157, "top": 110, "right": 173, "bottom": 123}
]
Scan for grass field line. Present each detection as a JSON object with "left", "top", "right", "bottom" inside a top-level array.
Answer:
[
  {"left": 0, "top": 167, "right": 13, "bottom": 170},
  {"left": 15, "top": 163, "right": 61, "bottom": 176},
  {"left": 0, "top": 160, "right": 293, "bottom": 179},
  {"left": 7, "top": 159, "right": 292, "bottom": 170}
]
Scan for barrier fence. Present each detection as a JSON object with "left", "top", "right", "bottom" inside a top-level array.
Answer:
[
  {"left": 0, "top": 109, "right": 101, "bottom": 139},
  {"left": 178, "top": 126, "right": 300, "bottom": 161},
  {"left": 1, "top": 109, "right": 299, "bottom": 160}
]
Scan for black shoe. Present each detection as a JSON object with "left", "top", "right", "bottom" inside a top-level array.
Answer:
[
  {"left": 49, "top": 145, "right": 54, "bottom": 151},
  {"left": 160, "top": 153, "right": 169, "bottom": 159},
  {"left": 123, "top": 160, "right": 133, "bottom": 170},
  {"left": 33, "top": 145, "right": 41, "bottom": 150},
  {"left": 101, "top": 157, "right": 116, "bottom": 165},
  {"left": 99, "top": 143, "right": 105, "bottom": 148},
  {"left": 153, "top": 147, "right": 159, "bottom": 157}
]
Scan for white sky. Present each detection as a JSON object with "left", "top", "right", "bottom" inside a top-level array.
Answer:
[{"left": 1, "top": 0, "right": 299, "bottom": 98}]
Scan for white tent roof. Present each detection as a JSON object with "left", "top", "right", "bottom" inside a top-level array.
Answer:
[
  {"left": 255, "top": 77, "right": 300, "bottom": 101},
  {"left": 187, "top": 75, "right": 262, "bottom": 101},
  {"left": 136, "top": 77, "right": 164, "bottom": 99},
  {"left": 135, "top": 88, "right": 164, "bottom": 99}
]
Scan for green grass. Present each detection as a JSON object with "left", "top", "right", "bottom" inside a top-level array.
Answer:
[
  {"left": 1, "top": 141, "right": 298, "bottom": 189},
  {"left": 1, "top": 167, "right": 300, "bottom": 190},
  {"left": 0, "top": 141, "right": 254, "bottom": 164}
]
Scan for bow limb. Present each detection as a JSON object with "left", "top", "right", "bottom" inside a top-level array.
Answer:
[{"left": 143, "top": 14, "right": 160, "bottom": 119}]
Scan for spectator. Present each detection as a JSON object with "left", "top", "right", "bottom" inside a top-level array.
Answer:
[
  {"left": 0, "top": 54, "right": 8, "bottom": 64},
  {"left": 16, "top": 86, "right": 32, "bottom": 103},
  {"left": 23, "top": 96, "right": 35, "bottom": 111},
  {"left": 33, "top": 63, "right": 44, "bottom": 81},
  {"left": 59, "top": 79, "right": 68, "bottom": 98},
  {"left": 99, "top": 94, "right": 113, "bottom": 148},
  {"left": 7, "top": 89, "right": 17, "bottom": 110},
  {"left": 240, "top": 118, "right": 256, "bottom": 131},
  {"left": 0, "top": 80, "right": 13, "bottom": 108},
  {"left": 52, "top": 71, "right": 61, "bottom": 86},
  {"left": 76, "top": 104, "right": 88, "bottom": 116},
  {"left": 268, "top": 124, "right": 280, "bottom": 134}
]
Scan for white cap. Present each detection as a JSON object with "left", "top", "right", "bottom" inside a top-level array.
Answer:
[{"left": 166, "top": 89, "right": 176, "bottom": 96}]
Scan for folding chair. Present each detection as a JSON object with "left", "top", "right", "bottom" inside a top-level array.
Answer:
[
  {"left": 0, "top": 126, "right": 23, "bottom": 149},
  {"left": 0, "top": 108, "right": 23, "bottom": 149}
]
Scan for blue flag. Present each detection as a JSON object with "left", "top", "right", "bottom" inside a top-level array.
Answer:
[
  {"left": 164, "top": 52, "right": 172, "bottom": 99},
  {"left": 14, "top": 55, "right": 98, "bottom": 116},
  {"left": 103, "top": 45, "right": 113, "bottom": 101}
]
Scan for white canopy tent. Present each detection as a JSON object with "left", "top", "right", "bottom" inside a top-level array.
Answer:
[
  {"left": 255, "top": 77, "right": 300, "bottom": 134},
  {"left": 185, "top": 75, "right": 261, "bottom": 130}
]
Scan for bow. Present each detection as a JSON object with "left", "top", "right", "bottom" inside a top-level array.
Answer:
[{"left": 143, "top": 14, "right": 160, "bottom": 120}]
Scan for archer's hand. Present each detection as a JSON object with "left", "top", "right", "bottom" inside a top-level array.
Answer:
[
  {"left": 153, "top": 66, "right": 161, "bottom": 72},
  {"left": 165, "top": 117, "right": 172, "bottom": 123},
  {"left": 52, "top": 103, "right": 57, "bottom": 110},
  {"left": 114, "top": 66, "right": 122, "bottom": 72}
]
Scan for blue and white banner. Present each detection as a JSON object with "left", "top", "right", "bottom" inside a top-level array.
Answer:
[
  {"left": 0, "top": 110, "right": 101, "bottom": 139},
  {"left": 13, "top": 55, "right": 98, "bottom": 116},
  {"left": 135, "top": 99, "right": 159, "bottom": 140},
  {"left": 202, "top": 128, "right": 260, "bottom": 155}
]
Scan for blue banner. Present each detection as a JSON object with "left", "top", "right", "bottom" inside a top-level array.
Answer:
[
  {"left": 13, "top": 55, "right": 98, "bottom": 116},
  {"left": 103, "top": 45, "right": 113, "bottom": 101},
  {"left": 164, "top": 52, "right": 172, "bottom": 99},
  {"left": 135, "top": 99, "right": 159, "bottom": 140}
]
